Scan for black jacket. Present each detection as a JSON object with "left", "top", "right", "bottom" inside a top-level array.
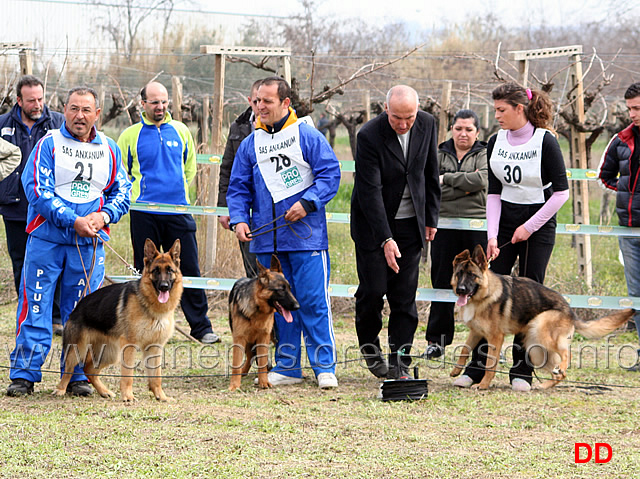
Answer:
[
  {"left": 0, "top": 104, "right": 64, "bottom": 220},
  {"left": 599, "top": 123, "right": 640, "bottom": 227},
  {"left": 350, "top": 110, "right": 441, "bottom": 251},
  {"left": 217, "top": 107, "right": 253, "bottom": 207}
]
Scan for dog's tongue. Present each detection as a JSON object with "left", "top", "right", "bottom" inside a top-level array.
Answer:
[
  {"left": 281, "top": 308, "right": 294, "bottom": 323},
  {"left": 276, "top": 303, "right": 294, "bottom": 323},
  {"left": 456, "top": 294, "right": 469, "bottom": 307},
  {"left": 158, "top": 291, "right": 170, "bottom": 304}
]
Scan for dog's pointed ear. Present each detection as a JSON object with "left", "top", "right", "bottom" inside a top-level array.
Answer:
[
  {"left": 256, "top": 258, "right": 267, "bottom": 276},
  {"left": 472, "top": 244, "right": 488, "bottom": 270},
  {"left": 453, "top": 249, "right": 470, "bottom": 267},
  {"left": 144, "top": 238, "right": 159, "bottom": 267},
  {"left": 168, "top": 239, "right": 181, "bottom": 266},
  {"left": 270, "top": 254, "right": 282, "bottom": 273}
]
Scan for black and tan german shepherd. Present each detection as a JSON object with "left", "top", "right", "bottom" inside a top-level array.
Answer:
[
  {"left": 54, "top": 238, "right": 183, "bottom": 401},
  {"left": 228, "top": 255, "right": 300, "bottom": 391},
  {"left": 450, "top": 244, "right": 634, "bottom": 390}
]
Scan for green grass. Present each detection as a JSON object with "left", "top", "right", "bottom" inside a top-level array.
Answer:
[{"left": 1, "top": 300, "right": 640, "bottom": 478}]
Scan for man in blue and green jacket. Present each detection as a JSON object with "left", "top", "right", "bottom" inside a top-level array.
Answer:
[{"left": 118, "top": 81, "right": 218, "bottom": 344}]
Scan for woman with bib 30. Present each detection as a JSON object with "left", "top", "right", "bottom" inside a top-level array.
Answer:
[{"left": 453, "top": 82, "right": 569, "bottom": 392}]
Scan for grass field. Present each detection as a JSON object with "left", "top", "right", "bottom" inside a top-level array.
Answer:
[{"left": 1, "top": 135, "right": 640, "bottom": 478}]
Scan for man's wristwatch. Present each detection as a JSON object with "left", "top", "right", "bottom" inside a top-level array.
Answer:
[
  {"left": 101, "top": 211, "right": 111, "bottom": 225},
  {"left": 381, "top": 237, "right": 393, "bottom": 248}
]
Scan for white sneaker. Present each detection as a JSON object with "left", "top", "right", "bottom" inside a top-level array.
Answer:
[
  {"left": 317, "top": 372, "right": 338, "bottom": 389},
  {"left": 253, "top": 371, "right": 303, "bottom": 386},
  {"left": 452, "top": 375, "right": 474, "bottom": 388},
  {"left": 511, "top": 378, "right": 532, "bottom": 392}
]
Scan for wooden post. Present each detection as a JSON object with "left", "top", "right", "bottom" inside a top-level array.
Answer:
[
  {"left": 363, "top": 90, "right": 371, "bottom": 124},
  {"left": 518, "top": 60, "right": 529, "bottom": 87},
  {"left": 172, "top": 76, "right": 183, "bottom": 122},
  {"left": 200, "top": 95, "right": 210, "bottom": 152},
  {"left": 97, "top": 84, "right": 105, "bottom": 130},
  {"left": 200, "top": 54, "right": 226, "bottom": 274},
  {"left": 19, "top": 47, "right": 32, "bottom": 76},
  {"left": 279, "top": 56, "right": 292, "bottom": 85},
  {"left": 568, "top": 53, "right": 593, "bottom": 289},
  {"left": 481, "top": 104, "right": 490, "bottom": 130},
  {"left": 438, "top": 81, "right": 452, "bottom": 145}
]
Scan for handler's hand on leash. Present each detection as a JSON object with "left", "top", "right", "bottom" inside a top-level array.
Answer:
[
  {"left": 284, "top": 201, "right": 307, "bottom": 222},
  {"left": 74, "top": 213, "right": 104, "bottom": 237},
  {"left": 384, "top": 240, "right": 401, "bottom": 273},
  {"left": 234, "top": 222, "right": 252, "bottom": 242}
]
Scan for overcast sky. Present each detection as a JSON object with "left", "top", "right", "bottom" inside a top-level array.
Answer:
[
  {"left": 1, "top": 0, "right": 637, "bottom": 53},
  {"left": 206, "top": 0, "right": 631, "bottom": 29}
]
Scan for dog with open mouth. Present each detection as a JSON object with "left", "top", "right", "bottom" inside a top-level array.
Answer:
[
  {"left": 450, "top": 244, "right": 634, "bottom": 390},
  {"left": 54, "top": 238, "right": 183, "bottom": 401},
  {"left": 228, "top": 254, "right": 300, "bottom": 391}
]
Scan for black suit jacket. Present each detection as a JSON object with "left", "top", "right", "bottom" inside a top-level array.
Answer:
[{"left": 350, "top": 110, "right": 441, "bottom": 251}]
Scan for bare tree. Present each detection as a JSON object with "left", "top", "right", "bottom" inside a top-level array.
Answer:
[{"left": 91, "top": 0, "right": 175, "bottom": 61}]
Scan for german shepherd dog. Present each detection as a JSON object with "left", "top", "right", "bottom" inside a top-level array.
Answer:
[
  {"left": 228, "top": 255, "right": 300, "bottom": 391},
  {"left": 450, "top": 244, "right": 634, "bottom": 390},
  {"left": 54, "top": 239, "right": 183, "bottom": 401}
]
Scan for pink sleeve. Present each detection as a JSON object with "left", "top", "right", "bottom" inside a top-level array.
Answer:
[
  {"left": 486, "top": 194, "right": 502, "bottom": 240},
  {"left": 523, "top": 190, "right": 570, "bottom": 234}
]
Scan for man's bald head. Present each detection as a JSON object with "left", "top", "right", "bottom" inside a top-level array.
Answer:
[
  {"left": 140, "top": 81, "right": 169, "bottom": 126},
  {"left": 385, "top": 85, "right": 420, "bottom": 135}
]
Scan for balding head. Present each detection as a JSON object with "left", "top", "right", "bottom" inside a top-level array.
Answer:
[
  {"left": 140, "top": 81, "right": 169, "bottom": 126},
  {"left": 384, "top": 85, "right": 420, "bottom": 135}
]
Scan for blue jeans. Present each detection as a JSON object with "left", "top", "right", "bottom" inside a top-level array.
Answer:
[{"left": 619, "top": 236, "right": 640, "bottom": 343}]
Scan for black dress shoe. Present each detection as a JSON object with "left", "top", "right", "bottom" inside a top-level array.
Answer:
[
  {"left": 67, "top": 380, "right": 93, "bottom": 397},
  {"left": 424, "top": 343, "right": 444, "bottom": 360},
  {"left": 387, "top": 365, "right": 412, "bottom": 380},
  {"left": 363, "top": 354, "right": 388, "bottom": 378},
  {"left": 7, "top": 378, "right": 34, "bottom": 396}
]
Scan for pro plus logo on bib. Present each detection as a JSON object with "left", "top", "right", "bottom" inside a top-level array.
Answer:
[
  {"left": 51, "top": 130, "right": 111, "bottom": 203},
  {"left": 254, "top": 122, "right": 314, "bottom": 203},
  {"left": 272, "top": 153, "right": 303, "bottom": 188}
]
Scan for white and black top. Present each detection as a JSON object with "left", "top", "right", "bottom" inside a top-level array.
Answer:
[{"left": 487, "top": 128, "right": 568, "bottom": 243}]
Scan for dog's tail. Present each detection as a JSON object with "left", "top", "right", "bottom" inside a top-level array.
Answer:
[{"left": 574, "top": 308, "right": 634, "bottom": 339}]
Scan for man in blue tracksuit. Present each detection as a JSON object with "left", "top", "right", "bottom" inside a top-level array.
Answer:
[
  {"left": 227, "top": 76, "right": 341, "bottom": 389},
  {"left": 6, "top": 87, "right": 131, "bottom": 397},
  {"left": 0, "top": 75, "right": 66, "bottom": 333}
]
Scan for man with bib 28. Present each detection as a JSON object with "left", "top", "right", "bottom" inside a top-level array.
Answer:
[
  {"left": 6, "top": 86, "right": 131, "bottom": 396},
  {"left": 226, "top": 77, "right": 341, "bottom": 389}
]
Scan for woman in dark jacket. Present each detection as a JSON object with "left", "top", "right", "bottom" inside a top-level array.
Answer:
[{"left": 425, "top": 109, "right": 488, "bottom": 359}]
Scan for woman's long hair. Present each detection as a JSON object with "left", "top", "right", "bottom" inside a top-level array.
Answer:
[{"left": 492, "top": 82, "right": 554, "bottom": 130}]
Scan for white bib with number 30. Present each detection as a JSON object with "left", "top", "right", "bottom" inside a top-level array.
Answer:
[
  {"left": 254, "top": 121, "right": 314, "bottom": 203},
  {"left": 490, "top": 128, "right": 549, "bottom": 204}
]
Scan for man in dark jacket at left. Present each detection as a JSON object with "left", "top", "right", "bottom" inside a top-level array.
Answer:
[
  {"left": 0, "top": 75, "right": 65, "bottom": 332},
  {"left": 0, "top": 76, "right": 64, "bottom": 288}
]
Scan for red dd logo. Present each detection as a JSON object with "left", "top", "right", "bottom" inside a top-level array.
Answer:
[{"left": 574, "top": 443, "right": 613, "bottom": 463}]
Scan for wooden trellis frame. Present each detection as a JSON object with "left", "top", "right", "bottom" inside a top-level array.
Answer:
[
  {"left": 509, "top": 45, "right": 593, "bottom": 289},
  {"left": 197, "top": 45, "right": 292, "bottom": 273}
]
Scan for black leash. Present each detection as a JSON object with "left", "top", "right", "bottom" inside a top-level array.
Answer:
[{"left": 247, "top": 212, "right": 312, "bottom": 240}]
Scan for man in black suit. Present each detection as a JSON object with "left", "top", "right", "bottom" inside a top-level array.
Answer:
[{"left": 351, "top": 85, "right": 441, "bottom": 379}]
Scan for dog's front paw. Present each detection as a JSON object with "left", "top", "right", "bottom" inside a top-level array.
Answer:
[
  {"left": 450, "top": 367, "right": 462, "bottom": 377},
  {"left": 99, "top": 389, "right": 116, "bottom": 399},
  {"left": 52, "top": 388, "right": 66, "bottom": 397},
  {"left": 121, "top": 394, "right": 138, "bottom": 402},
  {"left": 257, "top": 380, "right": 272, "bottom": 389},
  {"left": 473, "top": 382, "right": 490, "bottom": 390}
]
